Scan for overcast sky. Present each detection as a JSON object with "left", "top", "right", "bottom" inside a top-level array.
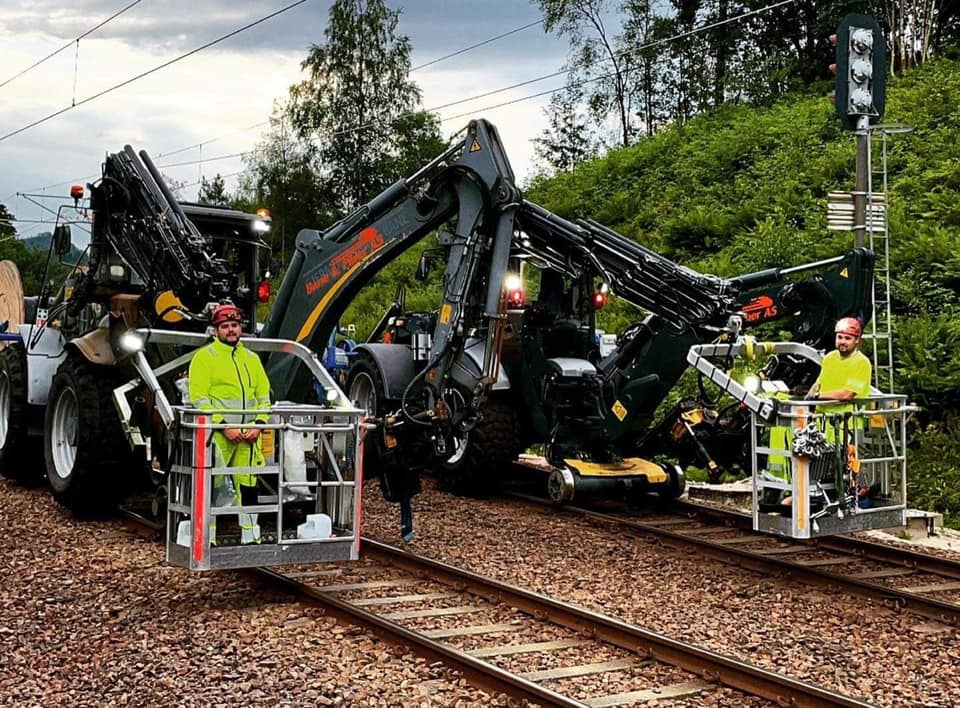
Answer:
[{"left": 0, "top": 0, "right": 570, "bottom": 241}]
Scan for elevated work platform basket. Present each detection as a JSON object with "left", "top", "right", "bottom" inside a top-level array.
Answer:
[
  {"left": 687, "top": 339, "right": 914, "bottom": 540},
  {"left": 751, "top": 395, "right": 909, "bottom": 539},
  {"left": 111, "top": 330, "right": 367, "bottom": 571},
  {"left": 166, "top": 404, "right": 364, "bottom": 570}
]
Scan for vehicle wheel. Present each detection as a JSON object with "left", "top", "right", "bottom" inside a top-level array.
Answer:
[
  {"left": 44, "top": 355, "right": 133, "bottom": 515},
  {"left": 439, "top": 398, "right": 522, "bottom": 495},
  {"left": 0, "top": 344, "right": 42, "bottom": 484},
  {"left": 346, "top": 353, "right": 389, "bottom": 478},
  {"left": 659, "top": 463, "right": 686, "bottom": 500}
]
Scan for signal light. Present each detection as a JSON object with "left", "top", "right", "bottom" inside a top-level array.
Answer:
[
  {"left": 256, "top": 208, "right": 270, "bottom": 218},
  {"left": 257, "top": 279, "right": 271, "bottom": 303},
  {"left": 831, "top": 14, "right": 886, "bottom": 130},
  {"left": 592, "top": 281, "right": 610, "bottom": 309},
  {"left": 504, "top": 273, "right": 524, "bottom": 307}
]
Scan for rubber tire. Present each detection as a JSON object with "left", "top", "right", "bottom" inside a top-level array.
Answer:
[
  {"left": 439, "top": 398, "right": 522, "bottom": 495},
  {"left": 43, "top": 356, "right": 133, "bottom": 515},
  {"left": 0, "top": 344, "right": 42, "bottom": 484},
  {"left": 346, "top": 353, "right": 389, "bottom": 479}
]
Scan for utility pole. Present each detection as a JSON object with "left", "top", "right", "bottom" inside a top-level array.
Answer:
[{"left": 853, "top": 115, "right": 869, "bottom": 247}]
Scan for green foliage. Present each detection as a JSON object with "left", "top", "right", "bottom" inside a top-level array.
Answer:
[
  {"left": 908, "top": 419, "right": 960, "bottom": 528},
  {"left": 528, "top": 58, "right": 960, "bottom": 523},
  {"left": 198, "top": 174, "right": 228, "bottom": 206},
  {"left": 894, "top": 312, "right": 960, "bottom": 411}
]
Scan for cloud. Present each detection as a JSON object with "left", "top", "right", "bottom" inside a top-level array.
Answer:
[{"left": 0, "top": 0, "right": 569, "bottom": 210}]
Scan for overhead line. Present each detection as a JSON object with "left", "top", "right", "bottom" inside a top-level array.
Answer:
[
  {"left": 158, "top": 19, "right": 546, "bottom": 161},
  {"left": 410, "top": 18, "right": 543, "bottom": 72},
  {"left": 0, "top": 0, "right": 146, "bottom": 90},
  {"left": 15, "top": 15, "right": 547, "bottom": 190},
  {"left": 0, "top": 0, "right": 310, "bottom": 144},
  {"left": 71, "top": 0, "right": 798, "bottom": 177},
  {"left": 428, "top": 0, "right": 799, "bottom": 116}
]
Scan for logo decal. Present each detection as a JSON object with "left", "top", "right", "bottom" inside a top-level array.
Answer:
[
  {"left": 741, "top": 295, "right": 778, "bottom": 322},
  {"left": 305, "top": 228, "right": 386, "bottom": 296}
]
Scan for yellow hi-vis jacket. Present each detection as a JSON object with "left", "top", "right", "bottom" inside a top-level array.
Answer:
[{"left": 188, "top": 338, "right": 271, "bottom": 487}]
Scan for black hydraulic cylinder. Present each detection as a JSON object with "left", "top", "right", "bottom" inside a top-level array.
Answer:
[{"left": 729, "top": 267, "right": 782, "bottom": 290}]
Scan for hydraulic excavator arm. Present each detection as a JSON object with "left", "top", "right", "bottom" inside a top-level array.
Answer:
[{"left": 262, "top": 120, "right": 521, "bottom": 408}]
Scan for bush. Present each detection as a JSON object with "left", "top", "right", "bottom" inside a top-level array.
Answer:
[{"left": 908, "top": 418, "right": 960, "bottom": 529}]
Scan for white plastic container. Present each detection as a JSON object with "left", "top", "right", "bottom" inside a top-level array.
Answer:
[
  {"left": 297, "top": 513, "right": 332, "bottom": 539},
  {"left": 176, "top": 520, "right": 192, "bottom": 546}
]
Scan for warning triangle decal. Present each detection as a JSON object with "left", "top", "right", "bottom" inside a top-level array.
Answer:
[
  {"left": 469, "top": 140, "right": 482, "bottom": 152},
  {"left": 840, "top": 267, "right": 849, "bottom": 278}
]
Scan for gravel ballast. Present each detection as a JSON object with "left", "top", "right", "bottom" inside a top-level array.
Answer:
[
  {"left": 363, "top": 475, "right": 960, "bottom": 707},
  {"left": 0, "top": 479, "right": 514, "bottom": 706}
]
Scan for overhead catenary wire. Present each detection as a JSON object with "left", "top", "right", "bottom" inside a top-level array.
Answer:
[
  {"left": 12, "top": 15, "right": 552, "bottom": 194},
  {"left": 410, "top": 18, "right": 543, "bottom": 72},
  {"left": 156, "top": 18, "right": 545, "bottom": 159},
  {"left": 324, "top": 0, "right": 799, "bottom": 138},
  {"left": 0, "top": 0, "right": 310, "bottom": 145},
  {"left": 0, "top": 0, "right": 145, "bottom": 91},
  {"left": 9, "top": 1, "right": 793, "bottom": 199}
]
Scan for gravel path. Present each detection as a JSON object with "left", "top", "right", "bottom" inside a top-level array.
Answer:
[
  {"left": 362, "top": 475, "right": 960, "bottom": 707},
  {"left": 0, "top": 479, "right": 515, "bottom": 707}
]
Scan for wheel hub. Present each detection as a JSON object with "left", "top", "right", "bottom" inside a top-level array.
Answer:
[
  {"left": 50, "top": 386, "right": 79, "bottom": 480},
  {"left": 0, "top": 370, "right": 9, "bottom": 448},
  {"left": 349, "top": 372, "right": 376, "bottom": 416}
]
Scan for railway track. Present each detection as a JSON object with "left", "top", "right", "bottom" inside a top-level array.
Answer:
[
  {"left": 120, "top": 507, "right": 867, "bottom": 707},
  {"left": 507, "top": 490, "right": 960, "bottom": 628}
]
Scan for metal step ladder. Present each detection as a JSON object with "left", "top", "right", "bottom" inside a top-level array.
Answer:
[{"left": 866, "top": 127, "right": 894, "bottom": 393}]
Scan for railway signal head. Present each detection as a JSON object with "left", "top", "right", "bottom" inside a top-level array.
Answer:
[{"left": 831, "top": 14, "right": 886, "bottom": 130}]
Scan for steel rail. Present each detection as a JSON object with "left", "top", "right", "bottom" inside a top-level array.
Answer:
[
  {"left": 361, "top": 539, "right": 870, "bottom": 708},
  {"left": 119, "top": 509, "right": 866, "bottom": 706},
  {"left": 509, "top": 493, "right": 960, "bottom": 626},
  {"left": 673, "top": 499, "right": 960, "bottom": 581}
]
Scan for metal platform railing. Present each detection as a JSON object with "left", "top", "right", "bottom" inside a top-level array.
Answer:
[
  {"left": 687, "top": 339, "right": 914, "bottom": 539},
  {"left": 166, "top": 404, "right": 363, "bottom": 570},
  {"left": 750, "top": 395, "right": 909, "bottom": 539}
]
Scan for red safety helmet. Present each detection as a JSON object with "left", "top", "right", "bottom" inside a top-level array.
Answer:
[
  {"left": 835, "top": 316, "right": 863, "bottom": 338},
  {"left": 211, "top": 303, "right": 242, "bottom": 327}
]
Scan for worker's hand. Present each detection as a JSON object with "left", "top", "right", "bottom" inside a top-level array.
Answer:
[
  {"left": 242, "top": 428, "right": 261, "bottom": 442},
  {"left": 224, "top": 428, "right": 244, "bottom": 443},
  {"left": 807, "top": 384, "right": 820, "bottom": 400}
]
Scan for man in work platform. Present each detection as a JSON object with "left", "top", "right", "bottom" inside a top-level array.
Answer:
[
  {"left": 777, "top": 317, "right": 874, "bottom": 508},
  {"left": 189, "top": 303, "right": 271, "bottom": 544},
  {"left": 808, "top": 317, "right": 872, "bottom": 404}
]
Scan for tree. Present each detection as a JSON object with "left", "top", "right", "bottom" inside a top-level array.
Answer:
[
  {"left": 537, "top": 0, "right": 639, "bottom": 147},
  {"left": 0, "top": 202, "right": 14, "bottom": 241},
  {"left": 534, "top": 85, "right": 599, "bottom": 173},
  {"left": 240, "top": 109, "right": 333, "bottom": 268},
  {"left": 198, "top": 174, "right": 228, "bottom": 206},
  {"left": 287, "top": 0, "right": 442, "bottom": 212}
]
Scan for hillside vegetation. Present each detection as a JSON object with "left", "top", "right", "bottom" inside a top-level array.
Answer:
[{"left": 527, "top": 59, "right": 960, "bottom": 526}]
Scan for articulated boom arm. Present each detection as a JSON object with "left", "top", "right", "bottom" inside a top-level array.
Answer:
[
  {"left": 263, "top": 120, "right": 521, "bottom": 401},
  {"left": 732, "top": 248, "right": 875, "bottom": 349},
  {"left": 83, "top": 146, "right": 232, "bottom": 312},
  {"left": 516, "top": 204, "right": 735, "bottom": 330}
]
